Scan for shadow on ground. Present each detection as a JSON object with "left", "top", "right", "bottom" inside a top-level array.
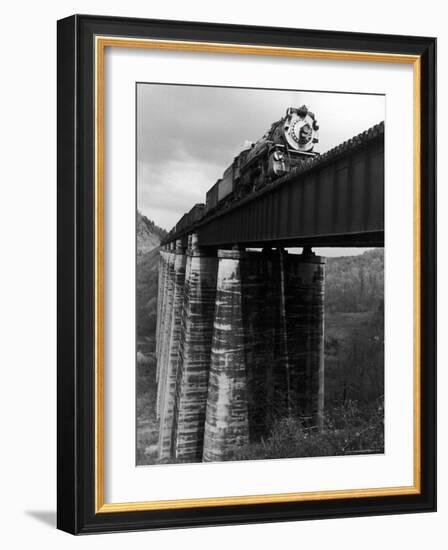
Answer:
[{"left": 26, "top": 510, "right": 56, "bottom": 528}]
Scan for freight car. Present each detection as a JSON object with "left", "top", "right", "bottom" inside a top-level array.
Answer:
[
  {"left": 175, "top": 203, "right": 206, "bottom": 234},
  {"left": 189, "top": 203, "right": 205, "bottom": 224},
  {"left": 205, "top": 180, "right": 220, "bottom": 214}
]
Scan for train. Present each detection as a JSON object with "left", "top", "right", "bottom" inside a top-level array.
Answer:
[{"left": 169, "top": 105, "right": 319, "bottom": 237}]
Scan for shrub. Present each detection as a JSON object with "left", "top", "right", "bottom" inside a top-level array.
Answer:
[{"left": 231, "top": 397, "right": 384, "bottom": 461}]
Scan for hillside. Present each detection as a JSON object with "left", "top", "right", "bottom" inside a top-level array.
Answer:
[
  {"left": 137, "top": 211, "right": 167, "bottom": 261},
  {"left": 136, "top": 212, "right": 167, "bottom": 339},
  {"left": 324, "top": 249, "right": 384, "bottom": 405},
  {"left": 136, "top": 214, "right": 167, "bottom": 465},
  {"left": 325, "top": 248, "right": 384, "bottom": 313},
  {"left": 136, "top": 246, "right": 161, "bottom": 339}
]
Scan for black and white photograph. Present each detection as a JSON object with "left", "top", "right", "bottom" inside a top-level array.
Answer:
[
  {"left": 136, "top": 83, "right": 385, "bottom": 466},
  {"left": 0, "top": 0, "right": 440, "bottom": 542}
]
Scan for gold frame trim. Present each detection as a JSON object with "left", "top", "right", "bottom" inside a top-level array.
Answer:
[{"left": 94, "top": 35, "right": 421, "bottom": 514}]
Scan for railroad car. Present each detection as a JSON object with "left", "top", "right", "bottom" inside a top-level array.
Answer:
[
  {"left": 205, "top": 180, "right": 220, "bottom": 213},
  {"left": 188, "top": 203, "right": 205, "bottom": 225},
  {"left": 175, "top": 213, "right": 189, "bottom": 234}
]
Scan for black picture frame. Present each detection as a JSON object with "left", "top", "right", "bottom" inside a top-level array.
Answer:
[{"left": 57, "top": 14, "right": 436, "bottom": 534}]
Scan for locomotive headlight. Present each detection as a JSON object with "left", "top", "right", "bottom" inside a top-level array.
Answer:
[{"left": 273, "top": 150, "right": 284, "bottom": 161}]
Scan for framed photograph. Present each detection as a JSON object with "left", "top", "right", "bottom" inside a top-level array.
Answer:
[{"left": 57, "top": 14, "right": 436, "bottom": 534}]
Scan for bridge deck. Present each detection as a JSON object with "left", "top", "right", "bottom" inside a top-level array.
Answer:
[{"left": 167, "top": 123, "right": 384, "bottom": 248}]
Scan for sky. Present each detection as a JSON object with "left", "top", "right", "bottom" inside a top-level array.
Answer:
[{"left": 137, "top": 84, "right": 384, "bottom": 256}]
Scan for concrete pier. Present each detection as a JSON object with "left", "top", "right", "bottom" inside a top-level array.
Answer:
[
  {"left": 281, "top": 248, "right": 325, "bottom": 429},
  {"left": 155, "top": 249, "right": 168, "bottom": 380},
  {"left": 203, "top": 248, "right": 249, "bottom": 462},
  {"left": 172, "top": 234, "right": 218, "bottom": 461},
  {"left": 158, "top": 240, "right": 187, "bottom": 460},
  {"left": 154, "top": 238, "right": 325, "bottom": 462},
  {"left": 240, "top": 249, "right": 280, "bottom": 440},
  {"left": 156, "top": 245, "right": 175, "bottom": 421}
]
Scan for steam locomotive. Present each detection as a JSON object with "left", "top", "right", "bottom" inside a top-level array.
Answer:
[{"left": 172, "top": 106, "right": 319, "bottom": 235}]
